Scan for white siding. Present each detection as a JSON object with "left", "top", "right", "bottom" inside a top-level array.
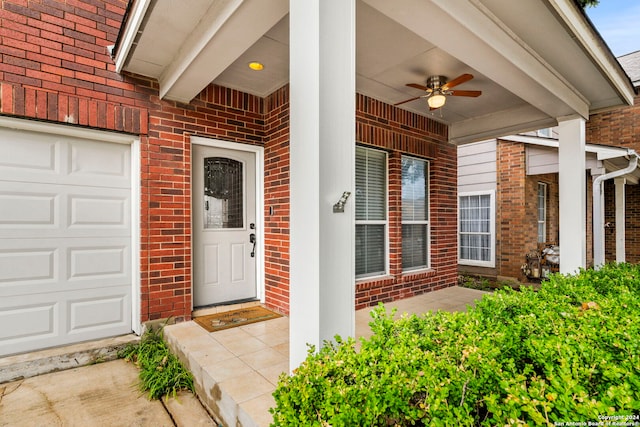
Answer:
[
  {"left": 526, "top": 145, "right": 558, "bottom": 175},
  {"left": 527, "top": 145, "right": 600, "bottom": 175},
  {"left": 458, "top": 140, "right": 496, "bottom": 193}
]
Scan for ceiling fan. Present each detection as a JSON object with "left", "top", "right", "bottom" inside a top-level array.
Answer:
[{"left": 395, "top": 73, "right": 482, "bottom": 110}]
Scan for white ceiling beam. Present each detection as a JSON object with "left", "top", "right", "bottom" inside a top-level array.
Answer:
[{"left": 159, "top": 0, "right": 288, "bottom": 103}]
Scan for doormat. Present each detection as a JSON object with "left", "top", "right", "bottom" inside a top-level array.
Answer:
[{"left": 194, "top": 306, "right": 282, "bottom": 333}]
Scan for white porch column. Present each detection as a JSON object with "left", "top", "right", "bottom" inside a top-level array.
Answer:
[
  {"left": 558, "top": 116, "right": 586, "bottom": 274},
  {"left": 289, "top": 0, "right": 356, "bottom": 370},
  {"left": 615, "top": 177, "right": 626, "bottom": 263}
]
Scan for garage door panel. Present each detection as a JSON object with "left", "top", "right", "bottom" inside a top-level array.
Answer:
[
  {"left": 69, "top": 138, "right": 130, "bottom": 186},
  {"left": 0, "top": 301, "right": 57, "bottom": 341},
  {"left": 68, "top": 293, "right": 128, "bottom": 334},
  {"left": 0, "top": 238, "right": 130, "bottom": 297},
  {"left": 0, "top": 129, "right": 130, "bottom": 189},
  {"left": 69, "top": 246, "right": 128, "bottom": 280},
  {"left": 0, "top": 248, "right": 57, "bottom": 285},
  {"left": 0, "top": 128, "right": 58, "bottom": 173},
  {"left": 0, "top": 287, "right": 131, "bottom": 356},
  {"left": 0, "top": 192, "right": 57, "bottom": 226},
  {"left": 0, "top": 182, "right": 130, "bottom": 239},
  {"left": 70, "top": 194, "right": 128, "bottom": 228}
]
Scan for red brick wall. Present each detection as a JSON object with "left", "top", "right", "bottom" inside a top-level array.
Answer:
[
  {"left": 0, "top": 0, "right": 145, "bottom": 132},
  {"left": 587, "top": 94, "right": 640, "bottom": 149},
  {"left": 354, "top": 95, "right": 457, "bottom": 309},
  {"left": 1, "top": 0, "right": 460, "bottom": 323},
  {"left": 496, "top": 140, "right": 527, "bottom": 279},
  {"left": 263, "top": 86, "right": 290, "bottom": 314}
]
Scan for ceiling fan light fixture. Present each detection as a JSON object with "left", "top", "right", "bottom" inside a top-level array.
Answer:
[{"left": 427, "top": 93, "right": 446, "bottom": 109}]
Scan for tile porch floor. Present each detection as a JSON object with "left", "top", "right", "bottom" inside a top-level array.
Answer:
[{"left": 163, "top": 286, "right": 487, "bottom": 427}]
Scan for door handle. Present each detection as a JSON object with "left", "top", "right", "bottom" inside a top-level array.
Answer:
[{"left": 250, "top": 233, "right": 256, "bottom": 257}]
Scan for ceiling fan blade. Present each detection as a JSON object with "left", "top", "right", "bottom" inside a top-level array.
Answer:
[
  {"left": 394, "top": 95, "right": 423, "bottom": 106},
  {"left": 450, "top": 90, "right": 482, "bottom": 97},
  {"left": 442, "top": 73, "right": 473, "bottom": 90},
  {"left": 406, "top": 83, "right": 428, "bottom": 91}
]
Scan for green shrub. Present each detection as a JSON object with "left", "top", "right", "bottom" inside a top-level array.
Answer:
[
  {"left": 270, "top": 263, "right": 640, "bottom": 426},
  {"left": 119, "top": 326, "right": 194, "bottom": 400}
]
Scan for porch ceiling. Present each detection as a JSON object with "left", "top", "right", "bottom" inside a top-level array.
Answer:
[{"left": 115, "top": 0, "right": 635, "bottom": 144}]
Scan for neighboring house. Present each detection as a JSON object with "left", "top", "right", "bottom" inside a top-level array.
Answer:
[
  {"left": 458, "top": 50, "right": 640, "bottom": 282},
  {"left": 458, "top": 132, "right": 640, "bottom": 281},
  {"left": 0, "top": 0, "right": 634, "bottom": 369}
]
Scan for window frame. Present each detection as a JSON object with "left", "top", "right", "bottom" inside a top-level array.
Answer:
[
  {"left": 355, "top": 146, "right": 389, "bottom": 280},
  {"left": 458, "top": 190, "right": 496, "bottom": 268},
  {"left": 401, "top": 154, "right": 431, "bottom": 272},
  {"left": 537, "top": 182, "right": 547, "bottom": 243}
]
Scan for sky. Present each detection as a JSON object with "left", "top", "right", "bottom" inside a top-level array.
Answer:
[{"left": 585, "top": 0, "right": 640, "bottom": 57}]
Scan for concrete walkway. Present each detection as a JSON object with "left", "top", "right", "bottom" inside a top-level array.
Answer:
[{"left": 0, "top": 359, "right": 217, "bottom": 427}]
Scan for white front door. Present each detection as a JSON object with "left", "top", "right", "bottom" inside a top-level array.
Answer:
[{"left": 193, "top": 144, "right": 257, "bottom": 306}]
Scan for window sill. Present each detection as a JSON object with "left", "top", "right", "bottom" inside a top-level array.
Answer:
[
  {"left": 459, "top": 260, "right": 495, "bottom": 268},
  {"left": 401, "top": 268, "right": 436, "bottom": 279}
]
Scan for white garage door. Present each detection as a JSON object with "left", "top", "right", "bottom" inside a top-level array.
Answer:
[{"left": 0, "top": 125, "right": 133, "bottom": 356}]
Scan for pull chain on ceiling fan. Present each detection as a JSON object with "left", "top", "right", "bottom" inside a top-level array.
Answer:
[{"left": 395, "top": 73, "right": 482, "bottom": 110}]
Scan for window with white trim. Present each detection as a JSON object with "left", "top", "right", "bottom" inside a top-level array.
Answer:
[
  {"left": 355, "top": 146, "right": 387, "bottom": 278},
  {"left": 402, "top": 155, "right": 429, "bottom": 270},
  {"left": 537, "top": 182, "right": 547, "bottom": 243},
  {"left": 459, "top": 191, "right": 495, "bottom": 267}
]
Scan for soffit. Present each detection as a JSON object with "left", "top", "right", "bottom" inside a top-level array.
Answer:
[{"left": 116, "top": 0, "right": 635, "bottom": 144}]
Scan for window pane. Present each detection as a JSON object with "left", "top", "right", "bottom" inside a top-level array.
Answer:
[
  {"left": 459, "top": 194, "right": 492, "bottom": 263},
  {"left": 537, "top": 183, "right": 547, "bottom": 243},
  {"left": 355, "top": 147, "right": 388, "bottom": 278},
  {"left": 402, "top": 224, "right": 428, "bottom": 270},
  {"left": 402, "top": 157, "right": 428, "bottom": 221},
  {"left": 356, "top": 147, "right": 386, "bottom": 221},
  {"left": 356, "top": 224, "right": 385, "bottom": 277}
]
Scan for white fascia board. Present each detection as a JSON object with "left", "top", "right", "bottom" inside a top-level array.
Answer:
[
  {"left": 500, "top": 134, "right": 559, "bottom": 148},
  {"left": 501, "top": 134, "right": 634, "bottom": 162},
  {"left": 588, "top": 145, "right": 633, "bottom": 161},
  {"left": 113, "top": 0, "right": 152, "bottom": 73},
  {"left": 450, "top": 105, "right": 557, "bottom": 145},
  {"left": 159, "top": 0, "right": 288, "bottom": 102},
  {"left": 546, "top": 0, "right": 635, "bottom": 107}
]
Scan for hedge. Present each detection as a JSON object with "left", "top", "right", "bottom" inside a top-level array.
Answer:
[{"left": 270, "top": 263, "right": 640, "bottom": 426}]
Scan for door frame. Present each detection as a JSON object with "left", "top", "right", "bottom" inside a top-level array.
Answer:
[
  {"left": 190, "top": 136, "right": 265, "bottom": 306},
  {"left": 0, "top": 115, "right": 141, "bottom": 335}
]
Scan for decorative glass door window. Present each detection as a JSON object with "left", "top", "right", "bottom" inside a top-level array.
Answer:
[{"left": 203, "top": 157, "right": 244, "bottom": 229}]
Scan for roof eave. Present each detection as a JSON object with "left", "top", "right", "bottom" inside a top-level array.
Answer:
[
  {"left": 112, "top": 0, "right": 152, "bottom": 74},
  {"left": 546, "top": 0, "right": 635, "bottom": 108}
]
